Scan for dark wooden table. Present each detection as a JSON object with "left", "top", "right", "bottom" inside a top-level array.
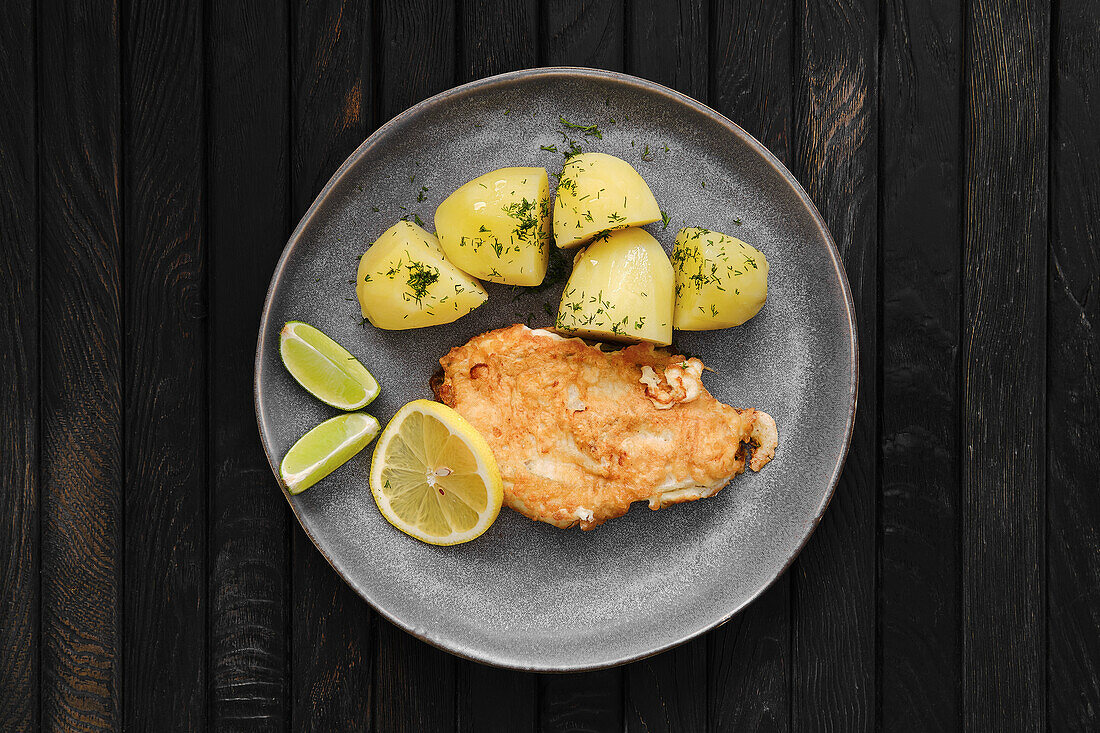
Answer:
[{"left": 2, "top": 0, "right": 1097, "bottom": 731}]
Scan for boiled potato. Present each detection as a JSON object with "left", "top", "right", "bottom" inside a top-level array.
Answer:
[
  {"left": 356, "top": 221, "right": 487, "bottom": 330},
  {"left": 553, "top": 153, "right": 662, "bottom": 249},
  {"left": 555, "top": 228, "right": 673, "bottom": 345},
  {"left": 672, "top": 227, "right": 769, "bottom": 330},
  {"left": 434, "top": 167, "right": 551, "bottom": 286}
]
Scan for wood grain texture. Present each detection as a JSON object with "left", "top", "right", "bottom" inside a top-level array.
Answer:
[
  {"left": 962, "top": 1, "right": 1049, "bottom": 729},
  {"left": 706, "top": 2, "right": 793, "bottom": 730},
  {"left": 290, "top": 1, "right": 375, "bottom": 729},
  {"left": 1047, "top": 0, "right": 1099, "bottom": 728},
  {"left": 121, "top": 0, "right": 207, "bottom": 727},
  {"left": 378, "top": 0, "right": 455, "bottom": 121},
  {"left": 620, "top": 4, "right": 708, "bottom": 730},
  {"left": 879, "top": 0, "right": 962, "bottom": 729},
  {"left": 453, "top": 4, "right": 539, "bottom": 727},
  {"left": 540, "top": 670, "right": 622, "bottom": 733},
  {"left": 458, "top": 0, "right": 537, "bottom": 82},
  {"left": 37, "top": 0, "right": 124, "bottom": 729},
  {"left": 707, "top": 592, "right": 789, "bottom": 733},
  {"left": 790, "top": 0, "right": 877, "bottom": 729},
  {"left": 457, "top": 664, "right": 536, "bottom": 733},
  {"left": 626, "top": 0, "right": 707, "bottom": 100},
  {"left": 625, "top": 640, "right": 705, "bottom": 733},
  {"left": 373, "top": 619, "right": 456, "bottom": 733},
  {"left": 0, "top": 1, "right": 38, "bottom": 728},
  {"left": 542, "top": 0, "right": 624, "bottom": 70},
  {"left": 206, "top": 1, "right": 292, "bottom": 728}
]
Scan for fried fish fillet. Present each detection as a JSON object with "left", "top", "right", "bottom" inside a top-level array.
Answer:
[{"left": 435, "top": 324, "right": 778, "bottom": 529}]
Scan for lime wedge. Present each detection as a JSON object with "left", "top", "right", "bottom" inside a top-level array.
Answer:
[
  {"left": 280, "top": 412, "right": 380, "bottom": 494},
  {"left": 280, "top": 321, "right": 379, "bottom": 410}
]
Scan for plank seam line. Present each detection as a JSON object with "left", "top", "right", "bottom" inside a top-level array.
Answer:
[
  {"left": 199, "top": 0, "right": 212, "bottom": 727},
  {"left": 1044, "top": 0, "right": 1057, "bottom": 725},
  {"left": 955, "top": 0, "right": 968, "bottom": 730},
  {"left": 118, "top": 0, "right": 128, "bottom": 723},
  {"left": 33, "top": 0, "right": 43, "bottom": 727},
  {"left": 873, "top": 0, "right": 886, "bottom": 727}
]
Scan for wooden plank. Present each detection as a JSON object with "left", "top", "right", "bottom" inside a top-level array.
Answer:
[
  {"left": 535, "top": 5, "right": 626, "bottom": 731},
  {"left": 457, "top": 664, "right": 537, "bottom": 733},
  {"left": 620, "top": 3, "right": 707, "bottom": 731},
  {"left": 378, "top": 0, "right": 455, "bottom": 121},
  {"left": 0, "top": 1, "right": 38, "bottom": 728},
  {"left": 705, "top": 2, "right": 793, "bottom": 730},
  {"left": 540, "top": 670, "right": 622, "bottom": 733},
  {"left": 452, "top": 4, "right": 539, "bottom": 731},
  {"left": 961, "top": 1, "right": 1049, "bottom": 729},
  {"left": 626, "top": 0, "right": 707, "bottom": 100},
  {"left": 121, "top": 1, "right": 207, "bottom": 727},
  {"left": 789, "top": 0, "right": 877, "bottom": 729},
  {"left": 625, "top": 641, "right": 706, "bottom": 733},
  {"left": 542, "top": 0, "right": 624, "bottom": 70},
  {"left": 458, "top": 0, "right": 538, "bottom": 81},
  {"left": 365, "top": 5, "right": 459, "bottom": 730},
  {"left": 878, "top": 0, "right": 963, "bottom": 729},
  {"left": 1048, "top": 0, "right": 1100, "bottom": 728},
  {"left": 37, "top": 0, "right": 124, "bottom": 729},
  {"left": 206, "top": 1, "right": 292, "bottom": 727},
  {"left": 374, "top": 619, "right": 457, "bottom": 732},
  {"left": 371, "top": 5, "right": 458, "bottom": 731},
  {"left": 289, "top": 1, "right": 375, "bottom": 730}
]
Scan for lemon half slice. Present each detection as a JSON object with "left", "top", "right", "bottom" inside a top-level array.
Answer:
[
  {"left": 370, "top": 400, "right": 503, "bottom": 545},
  {"left": 280, "top": 321, "right": 379, "bottom": 410},
  {"left": 280, "top": 412, "right": 380, "bottom": 494}
]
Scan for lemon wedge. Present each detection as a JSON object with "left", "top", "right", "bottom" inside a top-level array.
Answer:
[
  {"left": 370, "top": 400, "right": 503, "bottom": 545},
  {"left": 280, "top": 413, "right": 380, "bottom": 494},
  {"left": 280, "top": 321, "right": 379, "bottom": 410}
]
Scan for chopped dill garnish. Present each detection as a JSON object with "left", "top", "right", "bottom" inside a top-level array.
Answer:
[
  {"left": 559, "top": 117, "right": 603, "bottom": 139},
  {"left": 733, "top": 217, "right": 743, "bottom": 225},
  {"left": 641, "top": 144, "right": 653, "bottom": 162},
  {"left": 660, "top": 210, "right": 671, "bottom": 229},
  {"left": 405, "top": 261, "right": 439, "bottom": 305},
  {"left": 413, "top": 213, "right": 425, "bottom": 227},
  {"left": 501, "top": 197, "right": 540, "bottom": 243},
  {"left": 540, "top": 144, "right": 558, "bottom": 152}
]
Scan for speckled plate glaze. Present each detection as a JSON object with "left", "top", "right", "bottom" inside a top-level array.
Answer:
[{"left": 256, "top": 68, "right": 856, "bottom": 672}]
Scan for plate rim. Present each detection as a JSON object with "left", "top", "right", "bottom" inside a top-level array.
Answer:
[{"left": 254, "top": 66, "right": 859, "bottom": 672}]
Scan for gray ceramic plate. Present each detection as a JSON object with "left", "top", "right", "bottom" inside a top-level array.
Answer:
[{"left": 256, "top": 68, "right": 856, "bottom": 672}]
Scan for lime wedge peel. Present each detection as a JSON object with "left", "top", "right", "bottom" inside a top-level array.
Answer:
[
  {"left": 280, "top": 412, "right": 380, "bottom": 495},
  {"left": 280, "top": 321, "right": 379, "bottom": 410},
  {"left": 370, "top": 400, "right": 503, "bottom": 545}
]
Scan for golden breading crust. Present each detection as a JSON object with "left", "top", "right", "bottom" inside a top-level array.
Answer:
[{"left": 436, "top": 325, "right": 778, "bottom": 529}]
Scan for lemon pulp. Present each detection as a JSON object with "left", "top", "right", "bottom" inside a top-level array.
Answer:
[{"left": 371, "top": 400, "right": 502, "bottom": 545}]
